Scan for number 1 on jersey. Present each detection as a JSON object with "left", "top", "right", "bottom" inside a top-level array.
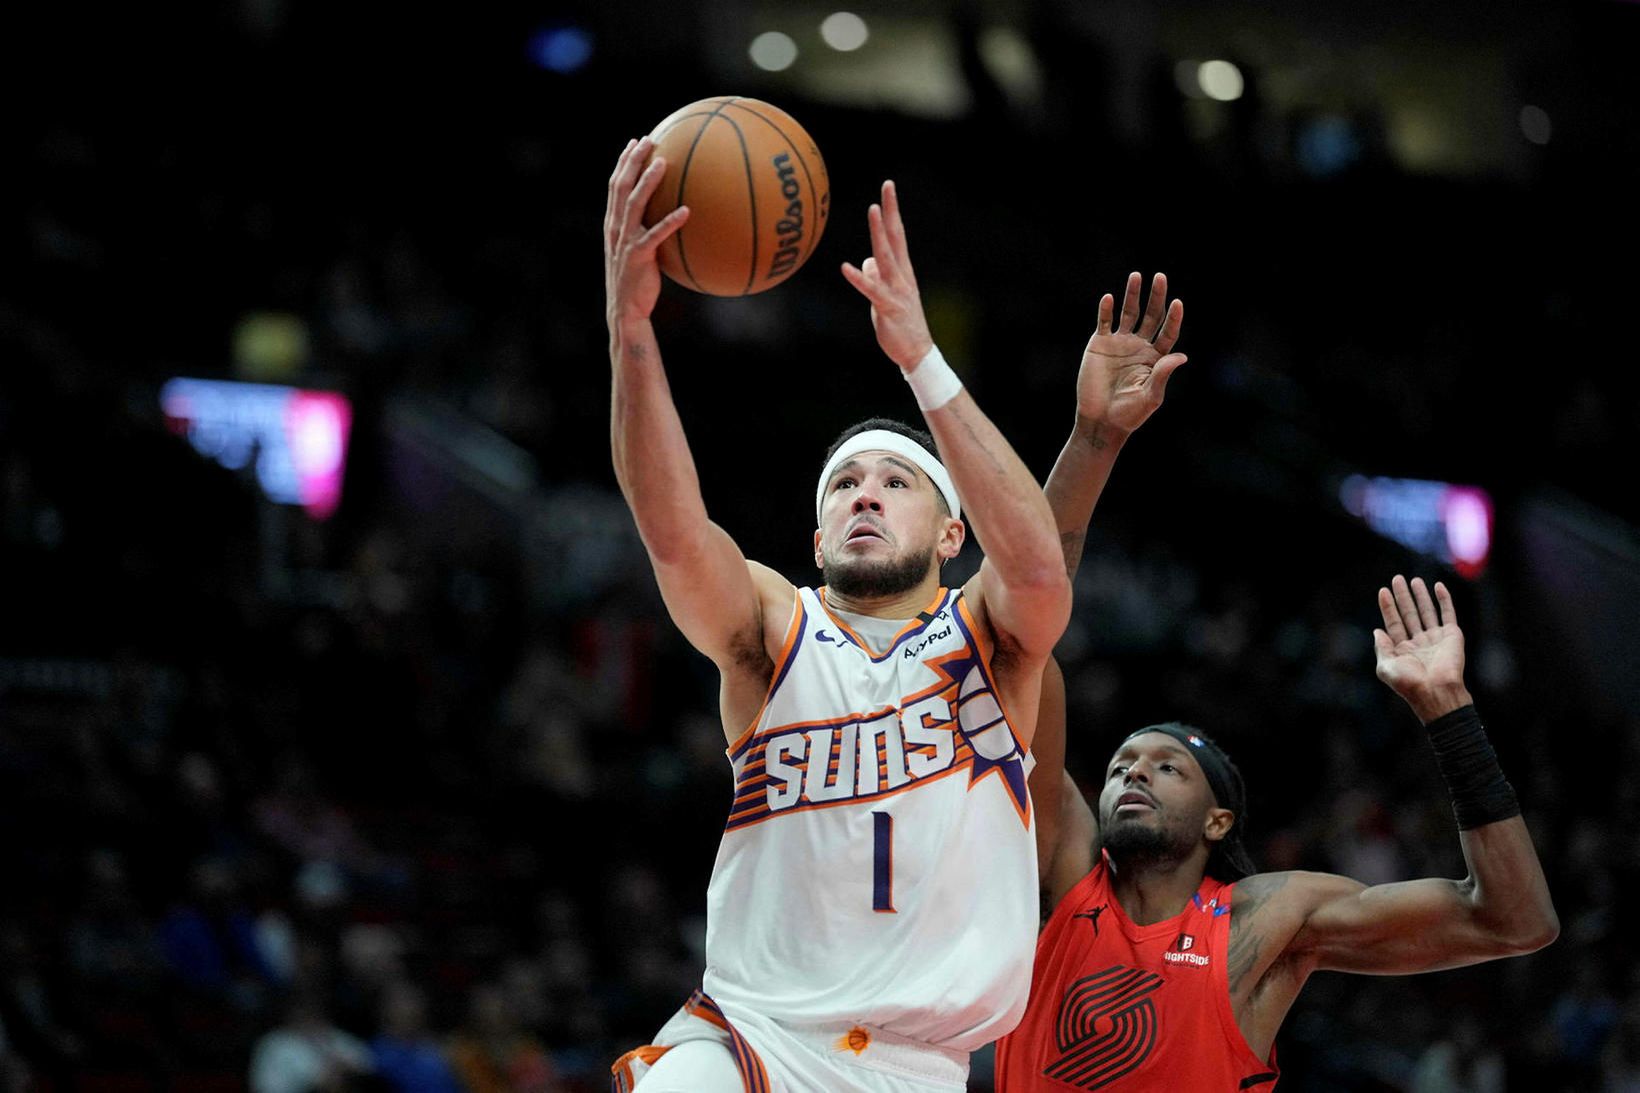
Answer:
[{"left": 872, "top": 810, "right": 895, "bottom": 913}]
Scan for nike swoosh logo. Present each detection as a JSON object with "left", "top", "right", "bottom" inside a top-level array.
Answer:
[{"left": 816, "top": 630, "right": 836, "bottom": 643}]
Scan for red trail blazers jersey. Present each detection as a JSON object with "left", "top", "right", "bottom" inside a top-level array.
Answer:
[{"left": 994, "top": 853, "right": 1278, "bottom": 1091}]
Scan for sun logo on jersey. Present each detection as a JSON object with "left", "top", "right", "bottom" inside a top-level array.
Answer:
[{"left": 953, "top": 661, "right": 1031, "bottom": 822}]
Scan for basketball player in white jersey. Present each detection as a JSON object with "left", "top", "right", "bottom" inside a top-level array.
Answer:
[{"left": 603, "top": 138, "right": 1072, "bottom": 1091}]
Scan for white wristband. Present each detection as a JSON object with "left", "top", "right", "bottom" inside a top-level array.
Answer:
[{"left": 904, "top": 344, "right": 963, "bottom": 412}]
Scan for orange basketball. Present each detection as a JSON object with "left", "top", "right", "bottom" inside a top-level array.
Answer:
[{"left": 643, "top": 97, "right": 830, "bottom": 297}]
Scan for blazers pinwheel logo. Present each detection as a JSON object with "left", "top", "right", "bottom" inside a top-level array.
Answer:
[{"left": 1044, "top": 965, "right": 1163, "bottom": 1089}]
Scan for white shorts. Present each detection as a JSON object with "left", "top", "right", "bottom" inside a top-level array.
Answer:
[{"left": 612, "top": 991, "right": 969, "bottom": 1093}]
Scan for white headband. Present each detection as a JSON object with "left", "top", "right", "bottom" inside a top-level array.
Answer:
[{"left": 815, "top": 429, "right": 962, "bottom": 524}]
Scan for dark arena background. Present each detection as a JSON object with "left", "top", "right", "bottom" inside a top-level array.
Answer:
[{"left": 3, "top": 1, "right": 1638, "bottom": 1090}]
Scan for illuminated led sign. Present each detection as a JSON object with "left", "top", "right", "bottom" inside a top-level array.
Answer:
[
  {"left": 160, "top": 378, "right": 352, "bottom": 519},
  {"left": 1339, "top": 475, "right": 1492, "bottom": 578}
]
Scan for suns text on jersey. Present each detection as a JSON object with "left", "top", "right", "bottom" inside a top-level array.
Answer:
[{"left": 763, "top": 686, "right": 974, "bottom": 809}]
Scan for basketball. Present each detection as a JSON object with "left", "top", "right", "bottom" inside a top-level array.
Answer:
[{"left": 643, "top": 96, "right": 830, "bottom": 297}]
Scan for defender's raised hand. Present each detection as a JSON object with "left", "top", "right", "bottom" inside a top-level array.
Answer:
[
  {"left": 841, "top": 180, "right": 934, "bottom": 371},
  {"left": 1373, "top": 575, "right": 1474, "bottom": 722},
  {"left": 604, "top": 136, "right": 691, "bottom": 331},
  {"left": 1077, "top": 272, "right": 1187, "bottom": 436}
]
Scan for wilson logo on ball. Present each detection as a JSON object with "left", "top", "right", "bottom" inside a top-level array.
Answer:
[
  {"left": 769, "top": 152, "right": 805, "bottom": 279},
  {"left": 643, "top": 96, "right": 830, "bottom": 297}
]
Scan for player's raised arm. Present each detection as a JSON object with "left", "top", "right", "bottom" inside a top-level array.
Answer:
[
  {"left": 1028, "top": 658, "right": 1068, "bottom": 879},
  {"left": 1275, "top": 577, "right": 1559, "bottom": 976},
  {"left": 1027, "top": 274, "right": 1184, "bottom": 886},
  {"left": 1045, "top": 767, "right": 1099, "bottom": 905},
  {"left": 1044, "top": 273, "right": 1185, "bottom": 578},
  {"left": 606, "top": 136, "right": 793, "bottom": 723},
  {"left": 840, "top": 180, "right": 1070, "bottom": 664}
]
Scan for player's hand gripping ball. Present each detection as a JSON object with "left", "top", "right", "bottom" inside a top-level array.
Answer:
[{"left": 642, "top": 97, "right": 830, "bottom": 297}]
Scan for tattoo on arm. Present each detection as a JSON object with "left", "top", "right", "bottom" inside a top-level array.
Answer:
[
  {"left": 1053, "top": 421, "right": 1117, "bottom": 579},
  {"left": 1060, "top": 530, "right": 1086, "bottom": 579},
  {"left": 958, "top": 412, "right": 1008, "bottom": 477},
  {"left": 1227, "top": 874, "right": 1290, "bottom": 997}
]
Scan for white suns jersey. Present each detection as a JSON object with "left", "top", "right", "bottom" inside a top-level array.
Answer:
[{"left": 702, "top": 585, "right": 1039, "bottom": 1051}]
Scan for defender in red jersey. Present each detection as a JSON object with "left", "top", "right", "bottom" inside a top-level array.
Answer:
[{"left": 996, "top": 274, "right": 1560, "bottom": 1090}]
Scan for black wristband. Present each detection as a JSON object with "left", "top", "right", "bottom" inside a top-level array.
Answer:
[{"left": 1425, "top": 704, "right": 1520, "bottom": 829}]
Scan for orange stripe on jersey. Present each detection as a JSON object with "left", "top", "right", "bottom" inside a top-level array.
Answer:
[
  {"left": 727, "top": 697, "right": 934, "bottom": 802},
  {"left": 740, "top": 703, "right": 898, "bottom": 740},
  {"left": 609, "top": 1044, "right": 669, "bottom": 1092},
  {"left": 734, "top": 761, "right": 779, "bottom": 781},
  {"left": 916, "top": 646, "right": 975, "bottom": 694},
  {"left": 736, "top": 1036, "right": 771, "bottom": 1093},
  {"left": 682, "top": 991, "right": 770, "bottom": 1093},
  {"left": 725, "top": 753, "right": 980, "bottom": 831},
  {"left": 734, "top": 773, "right": 773, "bottom": 795},
  {"left": 732, "top": 670, "right": 963, "bottom": 766},
  {"left": 728, "top": 689, "right": 973, "bottom": 816},
  {"left": 954, "top": 593, "right": 993, "bottom": 662},
  {"left": 818, "top": 586, "right": 950, "bottom": 659},
  {"left": 728, "top": 592, "right": 807, "bottom": 759},
  {"left": 684, "top": 990, "right": 730, "bottom": 1031}
]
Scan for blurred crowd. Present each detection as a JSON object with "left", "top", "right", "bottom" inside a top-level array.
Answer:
[
  {"left": 2, "top": 477, "right": 1638, "bottom": 1092},
  {"left": 4, "top": 1, "right": 1639, "bottom": 1091}
]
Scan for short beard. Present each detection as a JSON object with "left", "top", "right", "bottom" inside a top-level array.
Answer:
[
  {"left": 1099, "top": 818, "right": 1197, "bottom": 872},
  {"left": 823, "top": 548, "right": 935, "bottom": 600}
]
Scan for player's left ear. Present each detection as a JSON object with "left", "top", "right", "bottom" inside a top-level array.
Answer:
[
  {"left": 1203, "top": 807, "right": 1235, "bottom": 843},
  {"left": 937, "top": 517, "right": 965, "bottom": 562}
]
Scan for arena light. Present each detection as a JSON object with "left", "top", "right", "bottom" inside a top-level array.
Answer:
[
  {"left": 161, "top": 378, "right": 352, "bottom": 519},
  {"left": 1339, "top": 475, "right": 1493, "bottom": 578},
  {"left": 749, "top": 31, "right": 798, "bottom": 71},
  {"left": 1197, "top": 60, "right": 1244, "bottom": 102},
  {"left": 1296, "top": 116, "right": 1363, "bottom": 177},
  {"left": 528, "top": 26, "right": 594, "bottom": 74},
  {"left": 819, "top": 12, "right": 868, "bottom": 52},
  {"left": 1519, "top": 104, "right": 1552, "bottom": 145},
  {"left": 1174, "top": 60, "right": 1206, "bottom": 99}
]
